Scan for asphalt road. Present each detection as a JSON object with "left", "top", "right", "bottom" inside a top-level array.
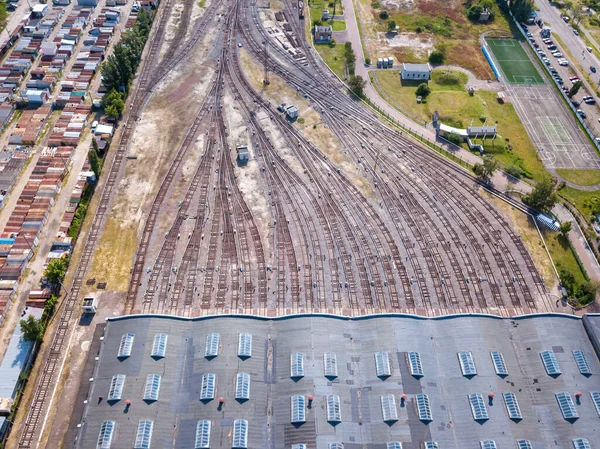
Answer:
[{"left": 535, "top": 1, "right": 600, "bottom": 89}]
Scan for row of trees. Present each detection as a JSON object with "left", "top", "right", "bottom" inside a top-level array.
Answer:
[{"left": 100, "top": 8, "right": 152, "bottom": 119}]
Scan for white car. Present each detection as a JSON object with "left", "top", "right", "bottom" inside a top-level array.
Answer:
[
  {"left": 543, "top": 58, "right": 551, "bottom": 65},
  {"left": 558, "top": 59, "right": 569, "bottom": 66},
  {"left": 552, "top": 52, "right": 563, "bottom": 58}
]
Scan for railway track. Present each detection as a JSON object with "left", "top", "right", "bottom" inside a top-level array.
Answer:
[{"left": 233, "top": 0, "right": 549, "bottom": 314}]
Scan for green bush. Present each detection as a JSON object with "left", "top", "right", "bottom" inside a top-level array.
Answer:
[
  {"left": 416, "top": 82, "right": 431, "bottom": 97},
  {"left": 379, "top": 10, "right": 389, "bottom": 19},
  {"left": 446, "top": 132, "right": 462, "bottom": 145},
  {"left": 428, "top": 50, "right": 445, "bottom": 64}
]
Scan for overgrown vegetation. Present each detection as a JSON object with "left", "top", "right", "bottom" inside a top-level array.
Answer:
[
  {"left": 0, "top": 3, "right": 7, "bottom": 35},
  {"left": 343, "top": 42, "right": 356, "bottom": 76},
  {"left": 348, "top": 75, "right": 367, "bottom": 97},
  {"left": 101, "top": 9, "right": 152, "bottom": 93}
]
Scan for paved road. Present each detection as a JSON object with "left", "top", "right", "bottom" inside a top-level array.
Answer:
[{"left": 536, "top": 0, "right": 600, "bottom": 83}]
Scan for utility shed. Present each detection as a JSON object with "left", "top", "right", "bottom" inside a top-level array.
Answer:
[
  {"left": 72, "top": 314, "right": 600, "bottom": 449},
  {"left": 285, "top": 105, "right": 299, "bottom": 120},
  {"left": 31, "top": 4, "right": 49, "bottom": 18},
  {"left": 236, "top": 145, "right": 249, "bottom": 163},
  {"left": 400, "top": 63, "right": 432, "bottom": 81}
]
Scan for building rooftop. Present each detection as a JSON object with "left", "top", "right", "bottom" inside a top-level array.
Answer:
[
  {"left": 315, "top": 25, "right": 332, "bottom": 32},
  {"left": 74, "top": 314, "right": 600, "bottom": 449},
  {"left": 402, "top": 63, "right": 431, "bottom": 72}
]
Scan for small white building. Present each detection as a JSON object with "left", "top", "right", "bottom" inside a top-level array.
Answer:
[
  {"left": 285, "top": 105, "right": 299, "bottom": 120},
  {"left": 31, "top": 4, "right": 49, "bottom": 18},
  {"left": 400, "top": 63, "right": 432, "bottom": 81}
]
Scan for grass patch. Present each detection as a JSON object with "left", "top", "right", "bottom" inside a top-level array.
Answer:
[
  {"left": 372, "top": 69, "right": 547, "bottom": 180},
  {"left": 331, "top": 19, "right": 346, "bottom": 31},
  {"left": 87, "top": 218, "right": 138, "bottom": 292},
  {"left": 556, "top": 169, "right": 600, "bottom": 186},
  {"left": 544, "top": 231, "right": 587, "bottom": 283},
  {"left": 309, "top": 0, "right": 344, "bottom": 24},
  {"left": 559, "top": 186, "right": 600, "bottom": 219},
  {"left": 315, "top": 43, "right": 346, "bottom": 79},
  {"left": 67, "top": 184, "right": 93, "bottom": 238},
  {"left": 197, "top": 0, "right": 206, "bottom": 6}
]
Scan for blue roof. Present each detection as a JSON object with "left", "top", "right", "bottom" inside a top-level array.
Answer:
[
  {"left": 0, "top": 308, "right": 42, "bottom": 400},
  {"left": 537, "top": 214, "right": 559, "bottom": 232}
]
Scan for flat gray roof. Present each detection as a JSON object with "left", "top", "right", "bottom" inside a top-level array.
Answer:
[
  {"left": 74, "top": 314, "right": 600, "bottom": 449},
  {"left": 401, "top": 63, "right": 431, "bottom": 72}
]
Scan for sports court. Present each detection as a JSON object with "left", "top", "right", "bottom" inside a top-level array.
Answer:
[{"left": 485, "top": 38, "right": 544, "bottom": 85}]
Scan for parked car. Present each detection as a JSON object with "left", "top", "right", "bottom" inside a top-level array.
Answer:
[
  {"left": 577, "top": 109, "right": 586, "bottom": 118},
  {"left": 582, "top": 96, "right": 593, "bottom": 101},
  {"left": 573, "top": 29, "right": 580, "bottom": 36},
  {"left": 533, "top": 42, "right": 539, "bottom": 48},
  {"left": 557, "top": 78, "right": 564, "bottom": 84},
  {"left": 569, "top": 76, "right": 580, "bottom": 82},
  {"left": 587, "top": 46, "right": 593, "bottom": 52},
  {"left": 563, "top": 15, "right": 570, "bottom": 23},
  {"left": 558, "top": 59, "right": 569, "bottom": 66},
  {"left": 538, "top": 51, "right": 547, "bottom": 57},
  {"left": 548, "top": 45, "right": 557, "bottom": 50},
  {"left": 592, "top": 66, "right": 597, "bottom": 73},
  {"left": 552, "top": 52, "right": 563, "bottom": 58},
  {"left": 585, "top": 98, "right": 596, "bottom": 104},
  {"left": 543, "top": 58, "right": 551, "bottom": 65},
  {"left": 543, "top": 39, "right": 552, "bottom": 44},
  {"left": 571, "top": 99, "right": 581, "bottom": 106},
  {"left": 527, "top": 32, "right": 533, "bottom": 37},
  {"left": 562, "top": 86, "right": 569, "bottom": 93},
  {"left": 549, "top": 67, "right": 557, "bottom": 73}
]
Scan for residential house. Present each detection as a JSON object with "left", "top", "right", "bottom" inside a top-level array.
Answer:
[
  {"left": 314, "top": 25, "right": 332, "bottom": 44},
  {"left": 400, "top": 63, "right": 432, "bottom": 81}
]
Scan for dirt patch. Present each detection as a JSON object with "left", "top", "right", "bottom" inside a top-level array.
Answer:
[
  {"left": 224, "top": 93, "right": 272, "bottom": 252},
  {"left": 482, "top": 190, "right": 558, "bottom": 290},
  {"left": 446, "top": 41, "right": 493, "bottom": 80}
]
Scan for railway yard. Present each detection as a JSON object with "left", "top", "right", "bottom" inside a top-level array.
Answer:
[{"left": 0, "top": 0, "right": 591, "bottom": 447}]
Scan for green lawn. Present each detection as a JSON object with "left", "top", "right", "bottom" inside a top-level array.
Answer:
[
  {"left": 309, "top": 0, "right": 344, "bottom": 24},
  {"left": 331, "top": 19, "right": 346, "bottom": 31},
  {"left": 556, "top": 169, "right": 600, "bottom": 187},
  {"left": 543, "top": 231, "right": 588, "bottom": 286},
  {"left": 315, "top": 43, "right": 346, "bottom": 79},
  {"left": 485, "top": 38, "right": 544, "bottom": 84},
  {"left": 371, "top": 69, "right": 547, "bottom": 180},
  {"left": 559, "top": 186, "right": 600, "bottom": 219}
]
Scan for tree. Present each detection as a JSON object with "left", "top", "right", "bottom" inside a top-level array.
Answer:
[
  {"left": 416, "top": 83, "right": 431, "bottom": 97},
  {"left": 467, "top": 5, "right": 483, "bottom": 21},
  {"left": 510, "top": 0, "right": 534, "bottom": 23},
  {"left": 44, "top": 256, "right": 69, "bottom": 290},
  {"left": 559, "top": 221, "right": 572, "bottom": 238},
  {"left": 568, "top": 80, "right": 583, "bottom": 98},
  {"left": 379, "top": 10, "right": 389, "bottom": 19},
  {"left": 387, "top": 20, "right": 397, "bottom": 33},
  {"left": 571, "top": 4, "right": 585, "bottom": 25},
  {"left": 20, "top": 315, "right": 44, "bottom": 342},
  {"left": 0, "top": 3, "right": 7, "bottom": 35},
  {"left": 473, "top": 156, "right": 498, "bottom": 183},
  {"left": 348, "top": 75, "right": 366, "bottom": 97},
  {"left": 428, "top": 50, "right": 445, "bottom": 65},
  {"left": 89, "top": 148, "right": 100, "bottom": 178},
  {"left": 522, "top": 177, "right": 557, "bottom": 212}
]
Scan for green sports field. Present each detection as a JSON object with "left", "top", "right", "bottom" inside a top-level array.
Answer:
[{"left": 485, "top": 38, "right": 545, "bottom": 85}]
